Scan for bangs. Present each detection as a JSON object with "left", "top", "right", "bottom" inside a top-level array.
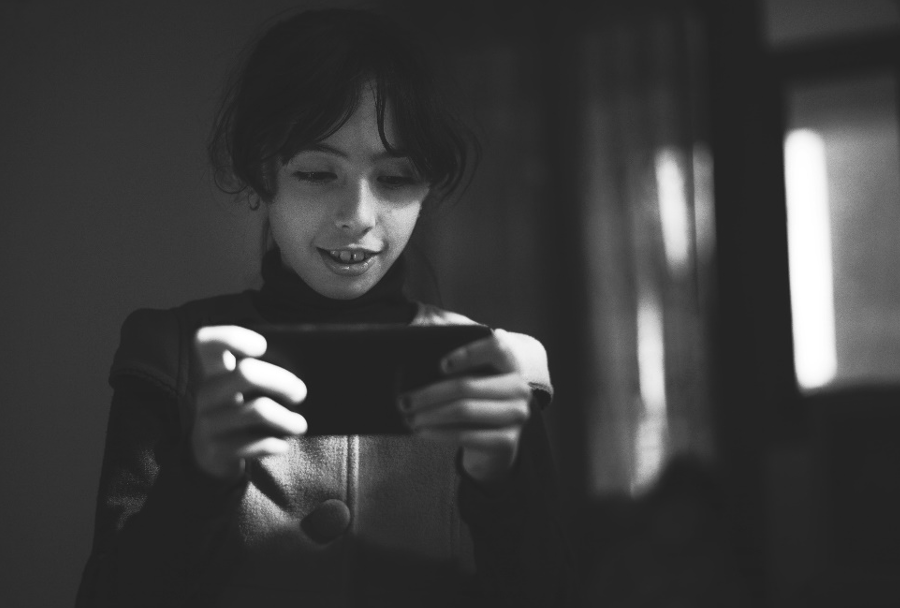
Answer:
[{"left": 372, "top": 70, "right": 472, "bottom": 195}]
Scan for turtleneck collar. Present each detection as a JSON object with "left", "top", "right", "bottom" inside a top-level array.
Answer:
[{"left": 251, "top": 247, "right": 417, "bottom": 325}]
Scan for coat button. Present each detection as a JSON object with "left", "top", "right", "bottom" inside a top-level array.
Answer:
[{"left": 301, "top": 498, "right": 351, "bottom": 544}]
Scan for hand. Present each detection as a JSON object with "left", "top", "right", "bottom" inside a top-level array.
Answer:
[
  {"left": 191, "top": 325, "right": 308, "bottom": 481},
  {"left": 398, "top": 329, "right": 532, "bottom": 484}
]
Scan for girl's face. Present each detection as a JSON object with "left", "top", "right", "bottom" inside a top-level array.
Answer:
[{"left": 267, "top": 91, "right": 428, "bottom": 300}]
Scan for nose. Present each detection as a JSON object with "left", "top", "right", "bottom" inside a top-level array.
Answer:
[{"left": 334, "top": 178, "right": 377, "bottom": 233}]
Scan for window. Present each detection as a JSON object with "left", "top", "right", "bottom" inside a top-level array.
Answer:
[
  {"left": 764, "top": 0, "right": 900, "bottom": 391},
  {"left": 785, "top": 74, "right": 900, "bottom": 390}
]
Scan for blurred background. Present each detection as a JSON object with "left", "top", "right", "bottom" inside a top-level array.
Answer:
[{"left": 2, "top": 0, "right": 899, "bottom": 605}]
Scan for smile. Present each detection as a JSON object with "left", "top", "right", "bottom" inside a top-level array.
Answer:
[
  {"left": 317, "top": 248, "right": 380, "bottom": 277},
  {"left": 323, "top": 249, "right": 375, "bottom": 264}
]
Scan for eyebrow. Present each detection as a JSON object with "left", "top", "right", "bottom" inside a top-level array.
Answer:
[{"left": 299, "top": 142, "right": 410, "bottom": 161}]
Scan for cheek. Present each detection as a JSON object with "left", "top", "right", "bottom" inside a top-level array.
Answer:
[
  {"left": 268, "top": 195, "right": 323, "bottom": 238},
  {"left": 267, "top": 209, "right": 306, "bottom": 257},
  {"left": 390, "top": 203, "right": 422, "bottom": 241},
  {"left": 386, "top": 218, "right": 418, "bottom": 251}
]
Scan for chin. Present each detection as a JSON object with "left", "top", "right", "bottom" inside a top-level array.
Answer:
[{"left": 314, "top": 277, "right": 378, "bottom": 301}]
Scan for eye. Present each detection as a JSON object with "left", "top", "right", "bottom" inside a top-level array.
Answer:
[
  {"left": 294, "top": 171, "right": 336, "bottom": 184},
  {"left": 377, "top": 174, "right": 420, "bottom": 188}
]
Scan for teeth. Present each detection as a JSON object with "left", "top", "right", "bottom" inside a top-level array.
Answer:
[{"left": 327, "top": 249, "right": 370, "bottom": 264}]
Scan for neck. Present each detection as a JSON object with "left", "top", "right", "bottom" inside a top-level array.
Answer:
[{"left": 252, "top": 247, "right": 416, "bottom": 325}]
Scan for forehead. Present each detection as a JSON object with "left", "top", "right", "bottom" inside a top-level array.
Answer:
[{"left": 320, "top": 89, "right": 401, "bottom": 153}]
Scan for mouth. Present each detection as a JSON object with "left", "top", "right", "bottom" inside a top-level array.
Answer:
[
  {"left": 316, "top": 247, "right": 381, "bottom": 277},
  {"left": 318, "top": 248, "right": 377, "bottom": 264}
]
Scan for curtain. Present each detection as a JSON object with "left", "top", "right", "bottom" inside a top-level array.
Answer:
[
  {"left": 576, "top": 9, "right": 716, "bottom": 496},
  {"left": 387, "top": 0, "right": 716, "bottom": 499}
]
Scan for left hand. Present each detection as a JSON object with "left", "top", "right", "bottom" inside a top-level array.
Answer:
[{"left": 398, "top": 328, "right": 532, "bottom": 484}]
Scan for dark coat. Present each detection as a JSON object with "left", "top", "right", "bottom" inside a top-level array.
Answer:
[{"left": 76, "top": 292, "right": 571, "bottom": 607}]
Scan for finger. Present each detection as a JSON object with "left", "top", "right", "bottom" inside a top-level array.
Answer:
[
  {"left": 196, "top": 358, "right": 307, "bottom": 412},
  {"left": 195, "top": 325, "right": 267, "bottom": 376},
  {"left": 408, "top": 398, "right": 530, "bottom": 431},
  {"left": 399, "top": 373, "right": 530, "bottom": 414},
  {"left": 440, "top": 329, "right": 520, "bottom": 376},
  {"left": 201, "top": 397, "right": 308, "bottom": 437}
]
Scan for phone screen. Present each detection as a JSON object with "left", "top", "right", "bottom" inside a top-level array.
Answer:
[{"left": 246, "top": 324, "right": 492, "bottom": 435}]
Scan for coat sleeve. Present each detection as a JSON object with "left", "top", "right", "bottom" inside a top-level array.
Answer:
[
  {"left": 75, "top": 309, "right": 247, "bottom": 608},
  {"left": 457, "top": 334, "right": 576, "bottom": 607}
]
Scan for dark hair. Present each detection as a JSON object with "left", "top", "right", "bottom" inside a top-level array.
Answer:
[{"left": 208, "top": 8, "right": 478, "bottom": 205}]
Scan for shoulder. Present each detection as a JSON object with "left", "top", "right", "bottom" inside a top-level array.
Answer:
[
  {"left": 111, "top": 307, "right": 182, "bottom": 396},
  {"left": 110, "top": 291, "right": 258, "bottom": 396},
  {"left": 411, "top": 303, "right": 553, "bottom": 407},
  {"left": 498, "top": 330, "right": 553, "bottom": 408}
]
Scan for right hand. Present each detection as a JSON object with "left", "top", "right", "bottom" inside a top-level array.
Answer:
[{"left": 191, "top": 325, "right": 308, "bottom": 481}]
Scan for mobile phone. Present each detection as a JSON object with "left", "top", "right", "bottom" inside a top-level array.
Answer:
[{"left": 245, "top": 323, "right": 492, "bottom": 435}]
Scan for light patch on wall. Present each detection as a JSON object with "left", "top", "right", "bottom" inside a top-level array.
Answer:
[
  {"left": 655, "top": 146, "right": 692, "bottom": 276},
  {"left": 633, "top": 294, "right": 669, "bottom": 493},
  {"left": 784, "top": 129, "right": 837, "bottom": 390}
]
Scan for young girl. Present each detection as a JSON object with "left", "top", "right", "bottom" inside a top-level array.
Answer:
[{"left": 76, "top": 8, "right": 570, "bottom": 607}]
